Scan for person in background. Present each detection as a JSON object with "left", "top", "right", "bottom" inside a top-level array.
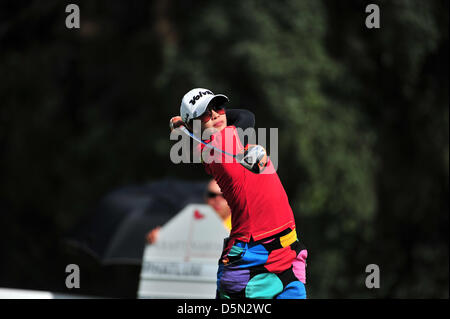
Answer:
[
  {"left": 205, "top": 179, "right": 232, "bottom": 232},
  {"left": 146, "top": 178, "right": 231, "bottom": 244}
]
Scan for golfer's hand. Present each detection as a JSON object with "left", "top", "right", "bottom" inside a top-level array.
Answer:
[
  {"left": 237, "top": 144, "right": 268, "bottom": 174},
  {"left": 169, "top": 116, "right": 185, "bottom": 132}
]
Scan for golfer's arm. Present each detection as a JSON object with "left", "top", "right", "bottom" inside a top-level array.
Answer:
[
  {"left": 226, "top": 109, "right": 256, "bottom": 147},
  {"left": 226, "top": 109, "right": 255, "bottom": 130}
]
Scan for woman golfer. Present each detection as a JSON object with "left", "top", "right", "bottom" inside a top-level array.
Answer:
[{"left": 170, "top": 88, "right": 308, "bottom": 299}]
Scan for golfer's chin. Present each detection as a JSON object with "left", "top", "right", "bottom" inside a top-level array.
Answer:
[
  {"left": 212, "top": 120, "right": 227, "bottom": 132},
  {"left": 202, "top": 122, "right": 227, "bottom": 137}
]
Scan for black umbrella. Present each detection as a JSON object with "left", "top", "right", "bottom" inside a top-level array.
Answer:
[{"left": 64, "top": 178, "right": 208, "bottom": 265}]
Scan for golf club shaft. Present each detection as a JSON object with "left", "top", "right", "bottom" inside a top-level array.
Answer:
[{"left": 180, "top": 126, "right": 237, "bottom": 158}]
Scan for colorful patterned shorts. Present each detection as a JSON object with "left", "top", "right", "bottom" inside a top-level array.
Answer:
[{"left": 216, "top": 228, "right": 308, "bottom": 299}]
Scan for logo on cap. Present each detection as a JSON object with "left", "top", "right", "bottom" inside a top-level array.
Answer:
[{"left": 189, "top": 90, "right": 213, "bottom": 106}]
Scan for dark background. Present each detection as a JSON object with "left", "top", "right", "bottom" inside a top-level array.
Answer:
[{"left": 0, "top": 0, "right": 448, "bottom": 298}]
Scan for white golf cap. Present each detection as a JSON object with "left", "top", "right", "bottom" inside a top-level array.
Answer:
[{"left": 180, "top": 88, "right": 229, "bottom": 123}]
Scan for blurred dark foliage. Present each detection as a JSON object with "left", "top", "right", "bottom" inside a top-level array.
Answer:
[{"left": 0, "top": 0, "right": 448, "bottom": 298}]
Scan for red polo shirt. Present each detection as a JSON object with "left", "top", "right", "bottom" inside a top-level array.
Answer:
[{"left": 198, "top": 126, "right": 296, "bottom": 244}]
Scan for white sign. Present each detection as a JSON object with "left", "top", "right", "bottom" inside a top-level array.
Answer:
[{"left": 138, "top": 204, "right": 229, "bottom": 299}]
